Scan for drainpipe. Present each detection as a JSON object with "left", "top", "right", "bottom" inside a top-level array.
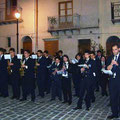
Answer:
[{"left": 35, "top": 0, "right": 38, "bottom": 52}]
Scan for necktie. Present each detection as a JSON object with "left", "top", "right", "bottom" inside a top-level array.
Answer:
[
  {"left": 25, "top": 58, "right": 27, "bottom": 63},
  {"left": 0, "top": 55, "right": 1, "bottom": 60},
  {"left": 115, "top": 56, "right": 118, "bottom": 61},
  {"left": 11, "top": 58, "right": 14, "bottom": 63}
]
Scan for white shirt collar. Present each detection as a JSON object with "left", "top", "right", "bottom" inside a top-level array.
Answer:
[
  {"left": 0, "top": 54, "right": 3, "bottom": 58},
  {"left": 56, "top": 63, "right": 60, "bottom": 66},
  {"left": 86, "top": 58, "right": 89, "bottom": 61},
  {"left": 114, "top": 53, "right": 119, "bottom": 60},
  {"left": 25, "top": 57, "right": 29, "bottom": 60},
  {"left": 39, "top": 56, "right": 42, "bottom": 59}
]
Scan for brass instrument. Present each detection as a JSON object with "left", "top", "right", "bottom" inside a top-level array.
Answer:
[
  {"left": 7, "top": 60, "right": 12, "bottom": 75},
  {"left": 20, "top": 60, "right": 25, "bottom": 77},
  {"left": 34, "top": 59, "right": 38, "bottom": 76}
]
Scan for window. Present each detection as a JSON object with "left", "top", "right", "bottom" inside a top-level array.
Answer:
[
  {"left": 0, "top": 11, "right": 3, "bottom": 21},
  {"left": 59, "top": 1, "right": 73, "bottom": 26},
  {"left": 5, "top": 0, "right": 17, "bottom": 20},
  {"left": 111, "top": 2, "right": 120, "bottom": 23},
  {"left": 7, "top": 37, "right": 11, "bottom": 47}
]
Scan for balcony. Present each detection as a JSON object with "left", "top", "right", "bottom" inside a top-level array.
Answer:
[
  {"left": 48, "top": 14, "right": 99, "bottom": 35},
  {"left": 48, "top": 14, "right": 80, "bottom": 34}
]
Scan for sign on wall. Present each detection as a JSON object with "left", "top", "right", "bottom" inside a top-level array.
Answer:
[{"left": 111, "top": 2, "right": 120, "bottom": 23}]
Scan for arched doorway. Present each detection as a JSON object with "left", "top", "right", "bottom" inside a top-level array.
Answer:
[
  {"left": 22, "top": 36, "right": 32, "bottom": 53},
  {"left": 106, "top": 36, "right": 120, "bottom": 56}
]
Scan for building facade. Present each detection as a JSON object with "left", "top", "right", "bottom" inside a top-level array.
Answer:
[{"left": 0, "top": 0, "right": 120, "bottom": 58}]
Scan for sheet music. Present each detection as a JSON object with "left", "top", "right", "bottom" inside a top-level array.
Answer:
[
  {"left": 71, "top": 59, "right": 78, "bottom": 64},
  {"left": 31, "top": 55, "right": 37, "bottom": 59},
  {"left": 17, "top": 54, "right": 23, "bottom": 60},
  {"left": 57, "top": 70, "right": 63, "bottom": 75},
  {"left": 101, "top": 68, "right": 113, "bottom": 75},
  {"left": 78, "top": 64, "right": 88, "bottom": 68},
  {"left": 4, "top": 54, "right": 11, "bottom": 60}
]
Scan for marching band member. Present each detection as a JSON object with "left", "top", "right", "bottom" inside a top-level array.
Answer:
[
  {"left": 36, "top": 50, "right": 46, "bottom": 98},
  {"left": 44, "top": 50, "right": 52, "bottom": 94},
  {"left": 95, "top": 50, "right": 103, "bottom": 92},
  {"left": 50, "top": 57, "right": 62, "bottom": 101},
  {"left": 58, "top": 50, "right": 63, "bottom": 65},
  {"left": 74, "top": 50, "right": 96, "bottom": 110},
  {"left": 20, "top": 50, "right": 35, "bottom": 102},
  {"left": 62, "top": 55, "right": 72, "bottom": 105},
  {"left": 107, "top": 44, "right": 120, "bottom": 119},
  {"left": 72, "top": 53, "right": 83, "bottom": 97},
  {"left": 0, "top": 48, "right": 9, "bottom": 98},
  {"left": 101, "top": 56, "right": 108, "bottom": 97},
  {"left": 9, "top": 48, "right": 21, "bottom": 100},
  {"left": 90, "top": 51, "right": 98, "bottom": 103}
]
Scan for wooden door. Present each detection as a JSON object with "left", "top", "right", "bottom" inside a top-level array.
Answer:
[
  {"left": 44, "top": 40, "right": 59, "bottom": 56},
  {"left": 23, "top": 42, "right": 32, "bottom": 53},
  {"left": 78, "top": 39, "right": 91, "bottom": 55}
]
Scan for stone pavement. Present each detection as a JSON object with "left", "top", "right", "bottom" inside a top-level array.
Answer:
[{"left": 0, "top": 89, "right": 119, "bottom": 120}]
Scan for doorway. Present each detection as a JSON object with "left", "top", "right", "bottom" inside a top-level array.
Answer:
[
  {"left": 44, "top": 40, "right": 59, "bottom": 56},
  {"left": 78, "top": 39, "right": 91, "bottom": 54},
  {"left": 22, "top": 36, "right": 32, "bottom": 53},
  {"left": 106, "top": 36, "right": 120, "bottom": 56}
]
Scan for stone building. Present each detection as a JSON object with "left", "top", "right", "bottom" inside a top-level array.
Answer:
[{"left": 0, "top": 0, "right": 120, "bottom": 58}]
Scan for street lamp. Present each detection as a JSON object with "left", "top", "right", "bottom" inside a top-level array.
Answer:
[{"left": 15, "top": 12, "right": 20, "bottom": 53}]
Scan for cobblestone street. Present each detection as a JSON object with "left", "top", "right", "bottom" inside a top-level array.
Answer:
[{"left": 0, "top": 88, "right": 119, "bottom": 120}]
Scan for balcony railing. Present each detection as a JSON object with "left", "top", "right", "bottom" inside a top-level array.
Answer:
[
  {"left": 48, "top": 14, "right": 80, "bottom": 31},
  {"left": 48, "top": 14, "right": 99, "bottom": 32}
]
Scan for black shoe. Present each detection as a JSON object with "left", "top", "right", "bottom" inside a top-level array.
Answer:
[
  {"left": 62, "top": 101, "right": 68, "bottom": 103},
  {"left": 11, "top": 96, "right": 16, "bottom": 99},
  {"left": 50, "top": 99, "right": 55, "bottom": 101},
  {"left": 46, "top": 92, "right": 50, "bottom": 94},
  {"left": 20, "top": 98, "right": 27, "bottom": 101},
  {"left": 68, "top": 101, "right": 72, "bottom": 105},
  {"left": 73, "top": 94, "right": 77, "bottom": 97},
  {"left": 107, "top": 103, "right": 111, "bottom": 107},
  {"left": 91, "top": 99, "right": 95, "bottom": 103},
  {"left": 105, "top": 93, "right": 108, "bottom": 97},
  {"left": 0, "top": 94, "right": 3, "bottom": 97},
  {"left": 31, "top": 99, "right": 35, "bottom": 102},
  {"left": 107, "top": 115, "right": 118, "bottom": 119},
  {"left": 58, "top": 98, "right": 62, "bottom": 101},
  {"left": 41, "top": 96, "right": 44, "bottom": 98},
  {"left": 96, "top": 89, "right": 99, "bottom": 92},
  {"left": 3, "top": 95, "right": 9, "bottom": 98},
  {"left": 16, "top": 97, "right": 20, "bottom": 100},
  {"left": 73, "top": 106, "right": 82, "bottom": 110},
  {"left": 37, "top": 94, "right": 40, "bottom": 96},
  {"left": 86, "top": 107, "right": 90, "bottom": 111}
]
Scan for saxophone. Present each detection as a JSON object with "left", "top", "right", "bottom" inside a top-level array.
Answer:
[
  {"left": 20, "top": 60, "right": 25, "bottom": 77},
  {"left": 8, "top": 60, "right": 12, "bottom": 75}
]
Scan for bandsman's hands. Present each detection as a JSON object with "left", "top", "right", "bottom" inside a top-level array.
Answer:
[
  {"left": 8, "top": 63, "right": 14, "bottom": 66},
  {"left": 36, "top": 63, "right": 40, "bottom": 66},
  {"left": 81, "top": 68, "right": 85, "bottom": 72},
  {"left": 111, "top": 60, "right": 118, "bottom": 66},
  {"left": 21, "top": 64, "right": 26, "bottom": 68}
]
